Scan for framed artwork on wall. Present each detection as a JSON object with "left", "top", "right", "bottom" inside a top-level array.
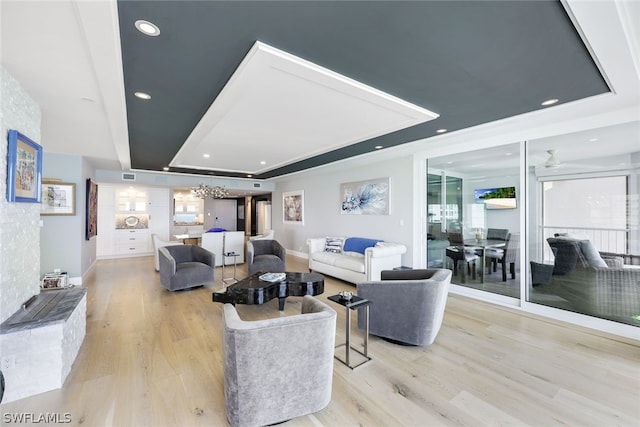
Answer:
[
  {"left": 85, "top": 179, "right": 98, "bottom": 240},
  {"left": 41, "top": 180, "right": 76, "bottom": 216},
  {"left": 283, "top": 190, "right": 304, "bottom": 224},
  {"left": 340, "top": 177, "right": 390, "bottom": 215},
  {"left": 6, "top": 129, "right": 43, "bottom": 203}
]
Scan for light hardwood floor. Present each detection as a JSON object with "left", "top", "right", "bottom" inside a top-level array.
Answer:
[{"left": 1, "top": 255, "right": 638, "bottom": 426}]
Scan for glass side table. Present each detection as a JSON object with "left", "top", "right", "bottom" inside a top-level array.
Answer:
[
  {"left": 222, "top": 252, "right": 240, "bottom": 284},
  {"left": 328, "top": 294, "right": 372, "bottom": 369}
]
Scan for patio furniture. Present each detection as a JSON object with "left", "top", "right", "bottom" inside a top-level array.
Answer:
[
  {"left": 446, "top": 232, "right": 478, "bottom": 283},
  {"left": 486, "top": 233, "right": 519, "bottom": 281},
  {"left": 531, "top": 237, "right": 640, "bottom": 322},
  {"left": 486, "top": 228, "right": 510, "bottom": 241}
]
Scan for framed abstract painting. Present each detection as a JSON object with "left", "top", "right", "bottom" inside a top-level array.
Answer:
[
  {"left": 85, "top": 179, "right": 98, "bottom": 240},
  {"left": 340, "top": 177, "right": 390, "bottom": 215},
  {"left": 41, "top": 180, "right": 76, "bottom": 216},
  {"left": 283, "top": 190, "right": 304, "bottom": 224}
]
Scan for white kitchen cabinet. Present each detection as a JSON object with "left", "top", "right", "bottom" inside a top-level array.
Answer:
[
  {"left": 97, "top": 185, "right": 171, "bottom": 259},
  {"left": 117, "top": 187, "right": 147, "bottom": 213},
  {"left": 96, "top": 185, "right": 116, "bottom": 257},
  {"left": 115, "top": 229, "right": 149, "bottom": 255},
  {"left": 148, "top": 187, "right": 171, "bottom": 245}
]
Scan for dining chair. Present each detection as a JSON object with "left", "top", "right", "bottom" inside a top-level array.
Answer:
[
  {"left": 486, "top": 228, "right": 510, "bottom": 241},
  {"left": 483, "top": 228, "right": 509, "bottom": 273},
  {"left": 445, "top": 232, "right": 478, "bottom": 283},
  {"left": 486, "top": 233, "right": 519, "bottom": 281}
]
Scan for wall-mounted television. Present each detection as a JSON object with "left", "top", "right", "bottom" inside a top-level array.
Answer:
[{"left": 474, "top": 186, "right": 517, "bottom": 209}]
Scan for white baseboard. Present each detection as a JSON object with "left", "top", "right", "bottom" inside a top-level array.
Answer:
[{"left": 286, "top": 249, "right": 308, "bottom": 260}]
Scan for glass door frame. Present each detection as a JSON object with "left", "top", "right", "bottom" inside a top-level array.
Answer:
[{"left": 414, "top": 139, "right": 638, "bottom": 339}]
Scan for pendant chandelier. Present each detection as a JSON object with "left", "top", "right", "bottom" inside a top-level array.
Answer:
[{"left": 190, "top": 183, "right": 229, "bottom": 199}]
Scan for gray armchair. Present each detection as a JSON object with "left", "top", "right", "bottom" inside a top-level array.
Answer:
[
  {"left": 222, "top": 296, "right": 336, "bottom": 427},
  {"left": 246, "top": 239, "right": 286, "bottom": 275},
  {"left": 357, "top": 268, "right": 452, "bottom": 346},
  {"left": 152, "top": 233, "right": 183, "bottom": 271},
  {"left": 158, "top": 244, "right": 214, "bottom": 291}
]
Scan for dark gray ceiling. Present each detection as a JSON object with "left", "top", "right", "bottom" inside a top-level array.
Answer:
[{"left": 117, "top": 0, "right": 608, "bottom": 179}]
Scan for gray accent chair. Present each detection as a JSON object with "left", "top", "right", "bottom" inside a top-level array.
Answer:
[
  {"left": 357, "top": 268, "right": 452, "bottom": 346},
  {"left": 222, "top": 295, "right": 336, "bottom": 427},
  {"left": 246, "top": 239, "right": 286, "bottom": 275},
  {"left": 152, "top": 233, "right": 183, "bottom": 271},
  {"left": 158, "top": 244, "right": 214, "bottom": 291}
]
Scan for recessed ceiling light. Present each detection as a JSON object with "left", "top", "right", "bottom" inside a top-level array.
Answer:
[
  {"left": 203, "top": 154, "right": 210, "bottom": 158},
  {"left": 162, "top": 166, "right": 169, "bottom": 171},
  {"left": 260, "top": 161, "right": 266, "bottom": 165},
  {"left": 375, "top": 145, "right": 383, "bottom": 150},
  {"left": 247, "top": 174, "right": 253, "bottom": 178},
  {"left": 134, "top": 20, "right": 160, "bottom": 36},
  {"left": 436, "top": 129, "right": 447, "bottom": 133},
  {"left": 541, "top": 98, "right": 559, "bottom": 106},
  {"left": 134, "top": 92, "right": 151, "bottom": 100}
]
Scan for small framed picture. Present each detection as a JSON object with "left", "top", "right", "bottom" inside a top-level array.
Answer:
[
  {"left": 41, "top": 273, "right": 69, "bottom": 290},
  {"left": 6, "top": 130, "right": 43, "bottom": 203},
  {"left": 41, "top": 180, "right": 76, "bottom": 216}
]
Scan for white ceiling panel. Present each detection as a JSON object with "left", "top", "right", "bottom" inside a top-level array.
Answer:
[{"left": 170, "top": 41, "right": 439, "bottom": 174}]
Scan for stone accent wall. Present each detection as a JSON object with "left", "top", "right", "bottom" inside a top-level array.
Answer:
[
  {"left": 61, "top": 294, "right": 86, "bottom": 380},
  {"left": 0, "top": 293, "right": 87, "bottom": 403},
  {"left": 0, "top": 67, "right": 42, "bottom": 324}
]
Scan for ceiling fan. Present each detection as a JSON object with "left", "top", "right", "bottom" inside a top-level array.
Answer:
[
  {"left": 545, "top": 149, "right": 561, "bottom": 168},
  {"left": 536, "top": 148, "right": 627, "bottom": 173}
]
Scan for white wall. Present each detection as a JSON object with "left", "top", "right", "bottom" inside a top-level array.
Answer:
[
  {"left": 208, "top": 199, "right": 237, "bottom": 231},
  {"left": 272, "top": 155, "right": 415, "bottom": 265},
  {"left": 0, "top": 67, "right": 42, "bottom": 323},
  {"left": 463, "top": 171, "right": 520, "bottom": 237},
  {"left": 40, "top": 153, "right": 96, "bottom": 280}
]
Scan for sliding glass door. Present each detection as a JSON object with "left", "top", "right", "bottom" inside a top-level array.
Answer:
[
  {"left": 426, "top": 144, "right": 521, "bottom": 298},
  {"left": 423, "top": 122, "right": 639, "bottom": 331},
  {"left": 527, "top": 126, "right": 639, "bottom": 327}
]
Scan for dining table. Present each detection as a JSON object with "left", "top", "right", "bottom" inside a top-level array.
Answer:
[{"left": 463, "top": 239, "right": 507, "bottom": 283}]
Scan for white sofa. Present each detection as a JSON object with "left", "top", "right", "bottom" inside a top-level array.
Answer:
[
  {"left": 307, "top": 237, "right": 407, "bottom": 284},
  {"left": 201, "top": 231, "right": 246, "bottom": 266}
]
